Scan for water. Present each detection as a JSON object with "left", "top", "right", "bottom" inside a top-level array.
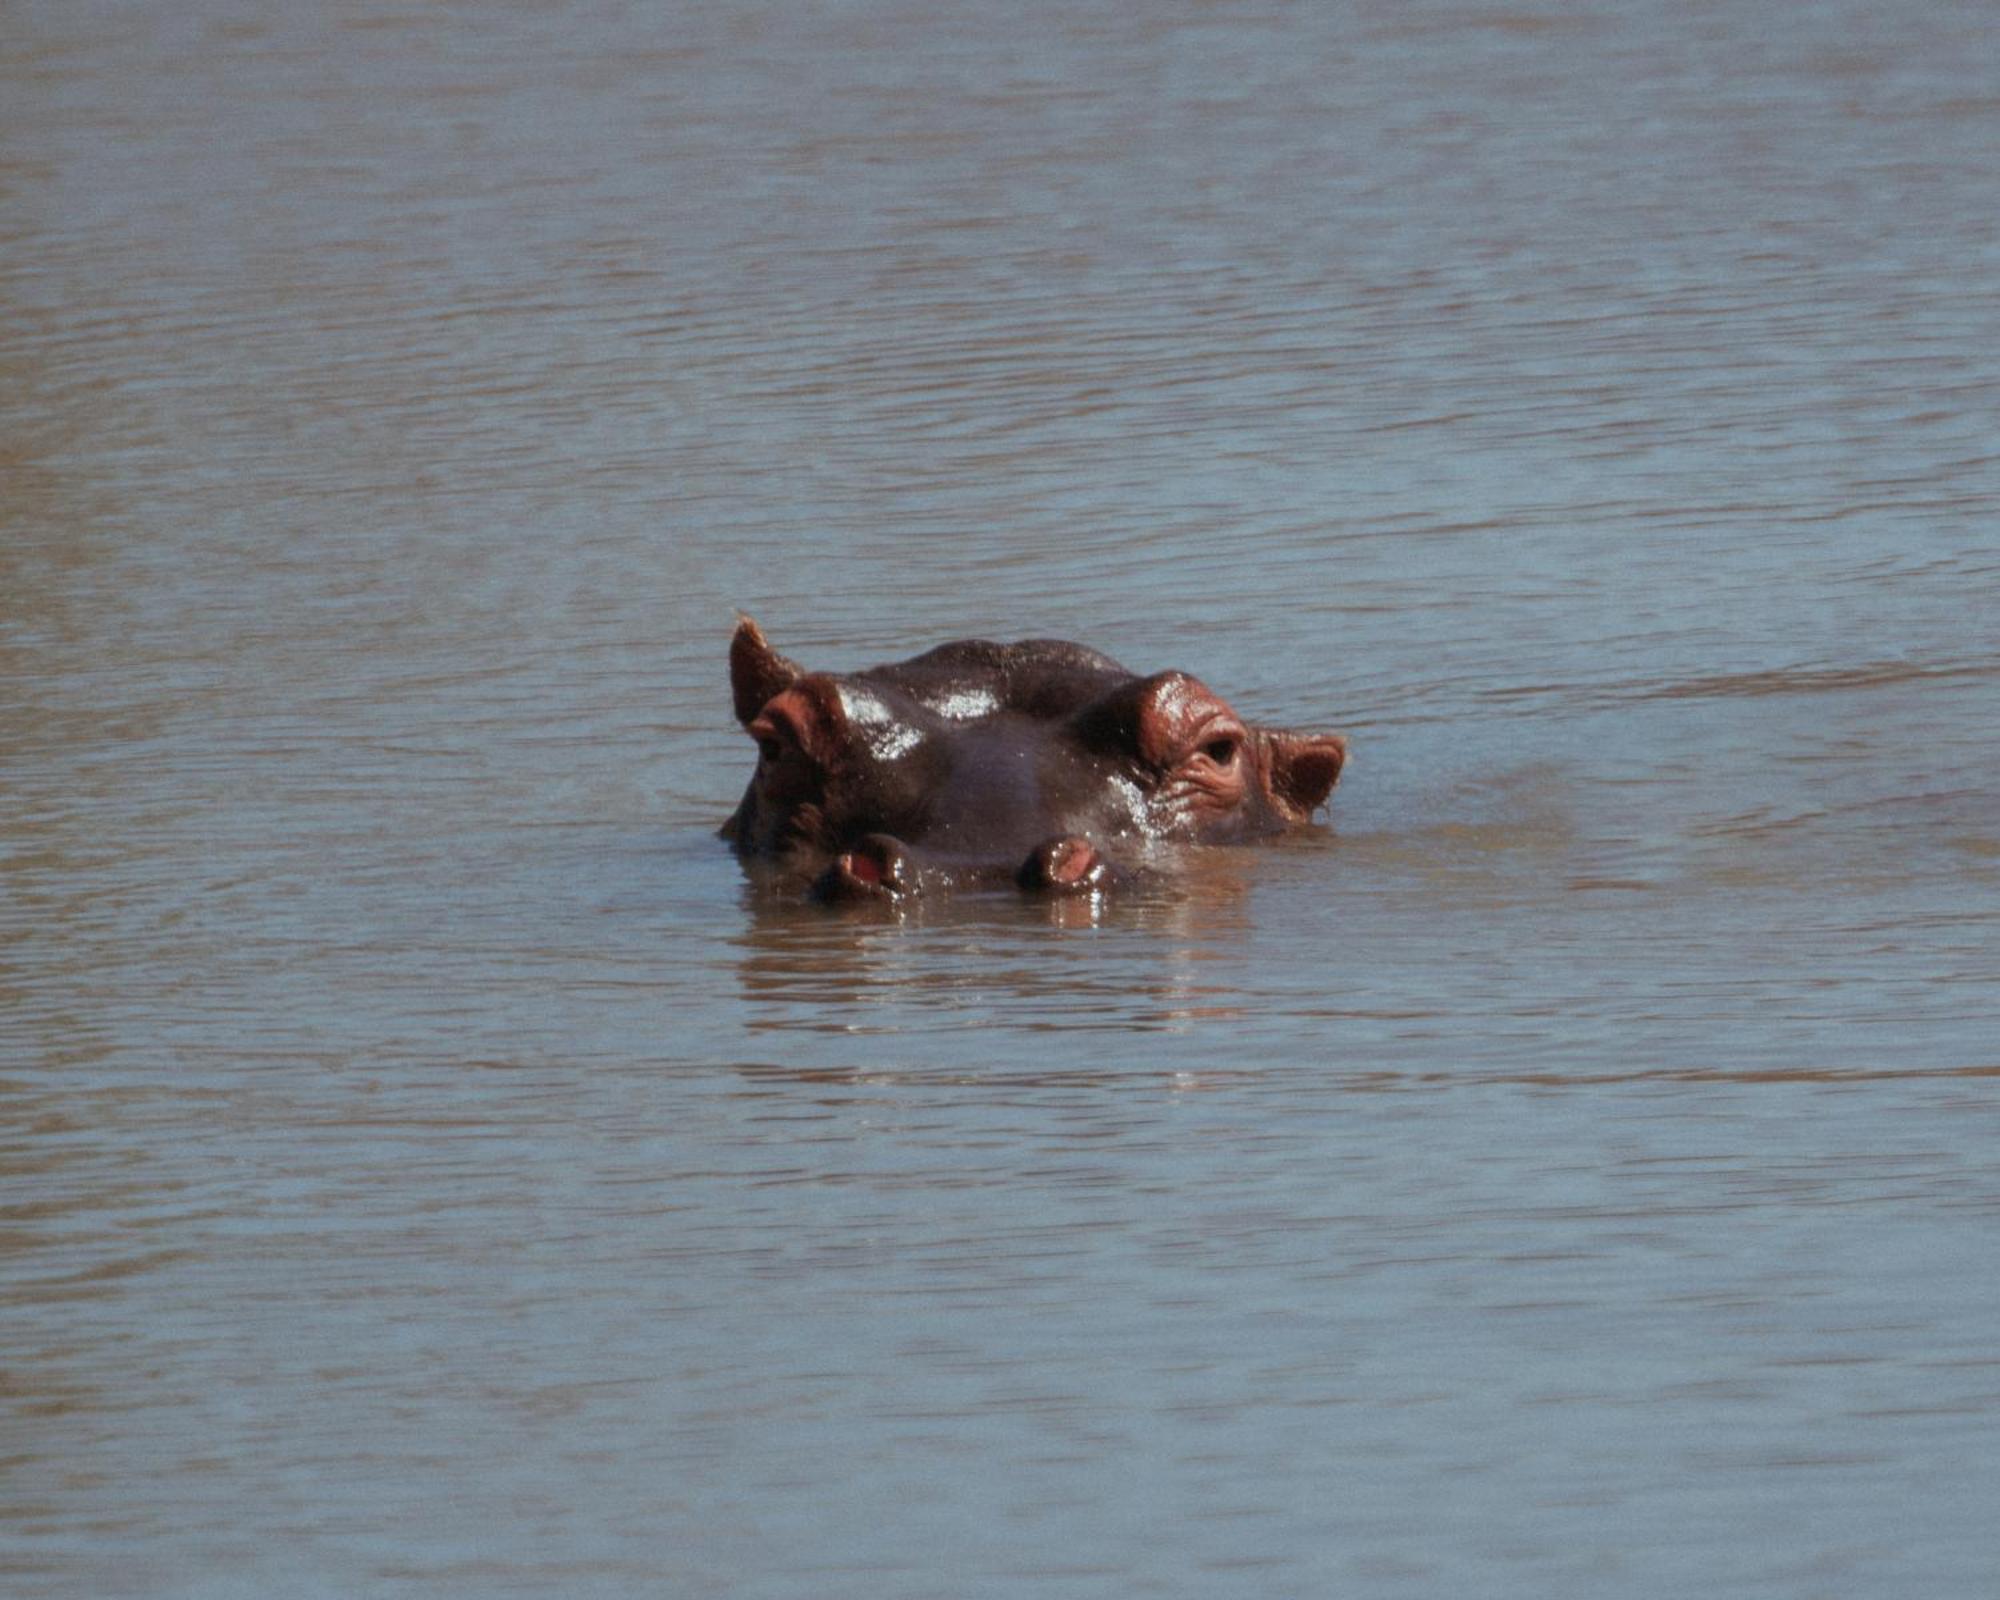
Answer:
[{"left": 5, "top": 1, "right": 1999, "bottom": 1594}]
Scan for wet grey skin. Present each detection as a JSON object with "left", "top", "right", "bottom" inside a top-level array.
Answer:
[{"left": 721, "top": 617, "right": 1350, "bottom": 902}]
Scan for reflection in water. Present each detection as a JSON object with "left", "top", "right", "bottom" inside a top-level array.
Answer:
[
  {"left": 729, "top": 844, "right": 1262, "bottom": 1036},
  {"left": 732, "top": 1056, "right": 2000, "bottom": 1095}
]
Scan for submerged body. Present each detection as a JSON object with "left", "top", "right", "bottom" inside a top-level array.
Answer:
[{"left": 722, "top": 618, "right": 1349, "bottom": 899}]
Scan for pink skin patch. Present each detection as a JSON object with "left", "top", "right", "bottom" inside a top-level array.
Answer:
[
  {"left": 841, "top": 849, "right": 882, "bottom": 886},
  {"left": 1049, "top": 839, "right": 1098, "bottom": 884}
]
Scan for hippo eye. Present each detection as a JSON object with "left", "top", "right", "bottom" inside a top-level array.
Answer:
[
  {"left": 758, "top": 737, "right": 784, "bottom": 764},
  {"left": 1202, "top": 737, "right": 1238, "bottom": 765}
]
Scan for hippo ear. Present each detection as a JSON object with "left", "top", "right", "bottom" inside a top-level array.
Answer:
[
  {"left": 749, "top": 676, "right": 850, "bottom": 770},
  {"left": 731, "top": 616, "right": 804, "bottom": 725},
  {"left": 1262, "top": 731, "right": 1348, "bottom": 821}
]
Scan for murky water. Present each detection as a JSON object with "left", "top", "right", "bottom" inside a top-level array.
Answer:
[{"left": 6, "top": 1, "right": 2000, "bottom": 1594}]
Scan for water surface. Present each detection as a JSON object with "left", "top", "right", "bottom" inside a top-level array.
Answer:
[{"left": 5, "top": 1, "right": 1999, "bottom": 1595}]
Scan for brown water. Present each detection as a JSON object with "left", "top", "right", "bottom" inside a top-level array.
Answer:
[{"left": 6, "top": 2, "right": 2000, "bottom": 1595}]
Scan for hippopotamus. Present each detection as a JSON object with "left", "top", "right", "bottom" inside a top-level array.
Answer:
[{"left": 722, "top": 617, "right": 1349, "bottom": 899}]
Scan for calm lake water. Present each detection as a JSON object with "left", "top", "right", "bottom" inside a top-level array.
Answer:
[{"left": 6, "top": 1, "right": 1999, "bottom": 1595}]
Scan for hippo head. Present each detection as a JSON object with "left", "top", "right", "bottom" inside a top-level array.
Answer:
[{"left": 721, "top": 617, "right": 1349, "bottom": 900}]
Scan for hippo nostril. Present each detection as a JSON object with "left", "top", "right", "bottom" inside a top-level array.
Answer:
[
  {"left": 843, "top": 849, "right": 883, "bottom": 887},
  {"left": 813, "top": 834, "right": 912, "bottom": 901},
  {"left": 854, "top": 834, "right": 911, "bottom": 889},
  {"left": 1018, "top": 835, "right": 1109, "bottom": 894},
  {"left": 1048, "top": 840, "right": 1096, "bottom": 885}
]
